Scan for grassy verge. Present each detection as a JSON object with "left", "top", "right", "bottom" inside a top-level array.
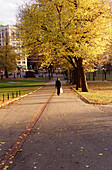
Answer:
[
  {"left": 0, "top": 78, "right": 49, "bottom": 104},
  {"left": 72, "top": 81, "right": 112, "bottom": 104}
]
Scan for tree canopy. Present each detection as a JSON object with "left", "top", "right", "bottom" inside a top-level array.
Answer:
[
  {"left": 0, "top": 44, "right": 17, "bottom": 77},
  {"left": 17, "top": 0, "right": 112, "bottom": 91}
]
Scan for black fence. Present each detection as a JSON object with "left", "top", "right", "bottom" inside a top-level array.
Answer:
[
  {"left": 0, "top": 90, "right": 32, "bottom": 103},
  {"left": 86, "top": 70, "right": 112, "bottom": 81}
]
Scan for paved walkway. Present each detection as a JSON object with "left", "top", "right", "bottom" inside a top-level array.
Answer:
[{"left": 0, "top": 76, "right": 112, "bottom": 170}]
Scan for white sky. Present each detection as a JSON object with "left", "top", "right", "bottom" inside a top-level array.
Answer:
[{"left": 0, "top": 0, "right": 31, "bottom": 25}]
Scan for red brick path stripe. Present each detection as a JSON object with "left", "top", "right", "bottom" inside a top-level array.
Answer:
[{"left": 0, "top": 88, "right": 56, "bottom": 170}]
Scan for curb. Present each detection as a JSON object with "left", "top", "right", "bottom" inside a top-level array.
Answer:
[{"left": 69, "top": 85, "right": 104, "bottom": 105}]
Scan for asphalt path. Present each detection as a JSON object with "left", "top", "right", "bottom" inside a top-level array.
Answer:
[{"left": 0, "top": 76, "right": 112, "bottom": 170}]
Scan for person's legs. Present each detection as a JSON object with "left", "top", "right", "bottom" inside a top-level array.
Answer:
[{"left": 57, "top": 87, "right": 60, "bottom": 95}]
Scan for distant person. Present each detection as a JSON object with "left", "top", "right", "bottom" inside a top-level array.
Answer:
[{"left": 55, "top": 77, "right": 61, "bottom": 96}]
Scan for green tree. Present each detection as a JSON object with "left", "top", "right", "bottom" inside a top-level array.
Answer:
[
  {"left": 0, "top": 45, "right": 17, "bottom": 78},
  {"left": 17, "top": 0, "right": 112, "bottom": 91}
]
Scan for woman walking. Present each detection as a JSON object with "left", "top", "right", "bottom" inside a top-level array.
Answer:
[{"left": 55, "top": 78, "right": 61, "bottom": 96}]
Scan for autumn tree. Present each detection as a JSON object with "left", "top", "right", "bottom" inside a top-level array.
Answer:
[
  {"left": 17, "top": 0, "right": 112, "bottom": 91},
  {"left": 0, "top": 44, "right": 17, "bottom": 78}
]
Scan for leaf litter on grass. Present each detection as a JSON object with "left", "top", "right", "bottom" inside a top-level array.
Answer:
[{"left": 73, "top": 81, "right": 112, "bottom": 104}]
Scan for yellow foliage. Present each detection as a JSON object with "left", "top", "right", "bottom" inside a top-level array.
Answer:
[{"left": 17, "top": 0, "right": 112, "bottom": 69}]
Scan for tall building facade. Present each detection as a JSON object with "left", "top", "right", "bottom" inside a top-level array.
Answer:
[{"left": 0, "top": 25, "right": 27, "bottom": 70}]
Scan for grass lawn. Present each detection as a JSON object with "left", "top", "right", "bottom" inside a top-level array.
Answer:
[
  {"left": 0, "top": 78, "right": 49, "bottom": 104},
  {"left": 72, "top": 81, "right": 112, "bottom": 104}
]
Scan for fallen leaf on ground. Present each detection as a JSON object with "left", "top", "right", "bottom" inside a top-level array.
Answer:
[
  {"left": 86, "top": 165, "right": 90, "bottom": 168},
  {"left": 16, "top": 142, "right": 20, "bottom": 145},
  {"left": 104, "top": 148, "right": 108, "bottom": 151},
  {"left": 33, "top": 162, "right": 37, "bottom": 165},
  {"left": 0, "top": 142, "right": 5, "bottom": 144},
  {"left": 57, "top": 148, "right": 61, "bottom": 151},
  {"left": 70, "top": 142, "right": 73, "bottom": 144},
  {"left": 4, "top": 165, "right": 9, "bottom": 169},
  {"left": 23, "top": 134, "right": 27, "bottom": 137},
  {"left": 9, "top": 161, "right": 13, "bottom": 164},
  {"left": 43, "top": 152, "right": 46, "bottom": 154},
  {"left": 19, "top": 136, "right": 23, "bottom": 139}
]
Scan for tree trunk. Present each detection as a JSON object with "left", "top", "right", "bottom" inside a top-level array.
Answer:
[
  {"left": 80, "top": 65, "right": 88, "bottom": 92},
  {"left": 70, "top": 69, "right": 72, "bottom": 83},
  {"left": 75, "top": 68, "right": 78, "bottom": 90},
  {"left": 73, "top": 69, "right": 77, "bottom": 84},
  {"left": 76, "top": 58, "right": 82, "bottom": 88},
  {"left": 93, "top": 72, "right": 95, "bottom": 81},
  {"left": 77, "top": 58, "right": 88, "bottom": 92},
  {"left": 70, "top": 69, "right": 77, "bottom": 85},
  {"left": 5, "top": 70, "right": 8, "bottom": 78},
  {"left": 77, "top": 67, "right": 81, "bottom": 88},
  {"left": 72, "top": 69, "right": 75, "bottom": 84},
  {"left": 48, "top": 70, "right": 51, "bottom": 79},
  {"left": 70, "top": 68, "right": 79, "bottom": 90}
]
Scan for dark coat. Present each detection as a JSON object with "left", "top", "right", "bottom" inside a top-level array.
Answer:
[
  {"left": 55, "top": 79, "right": 61, "bottom": 95},
  {"left": 55, "top": 80, "right": 61, "bottom": 88}
]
